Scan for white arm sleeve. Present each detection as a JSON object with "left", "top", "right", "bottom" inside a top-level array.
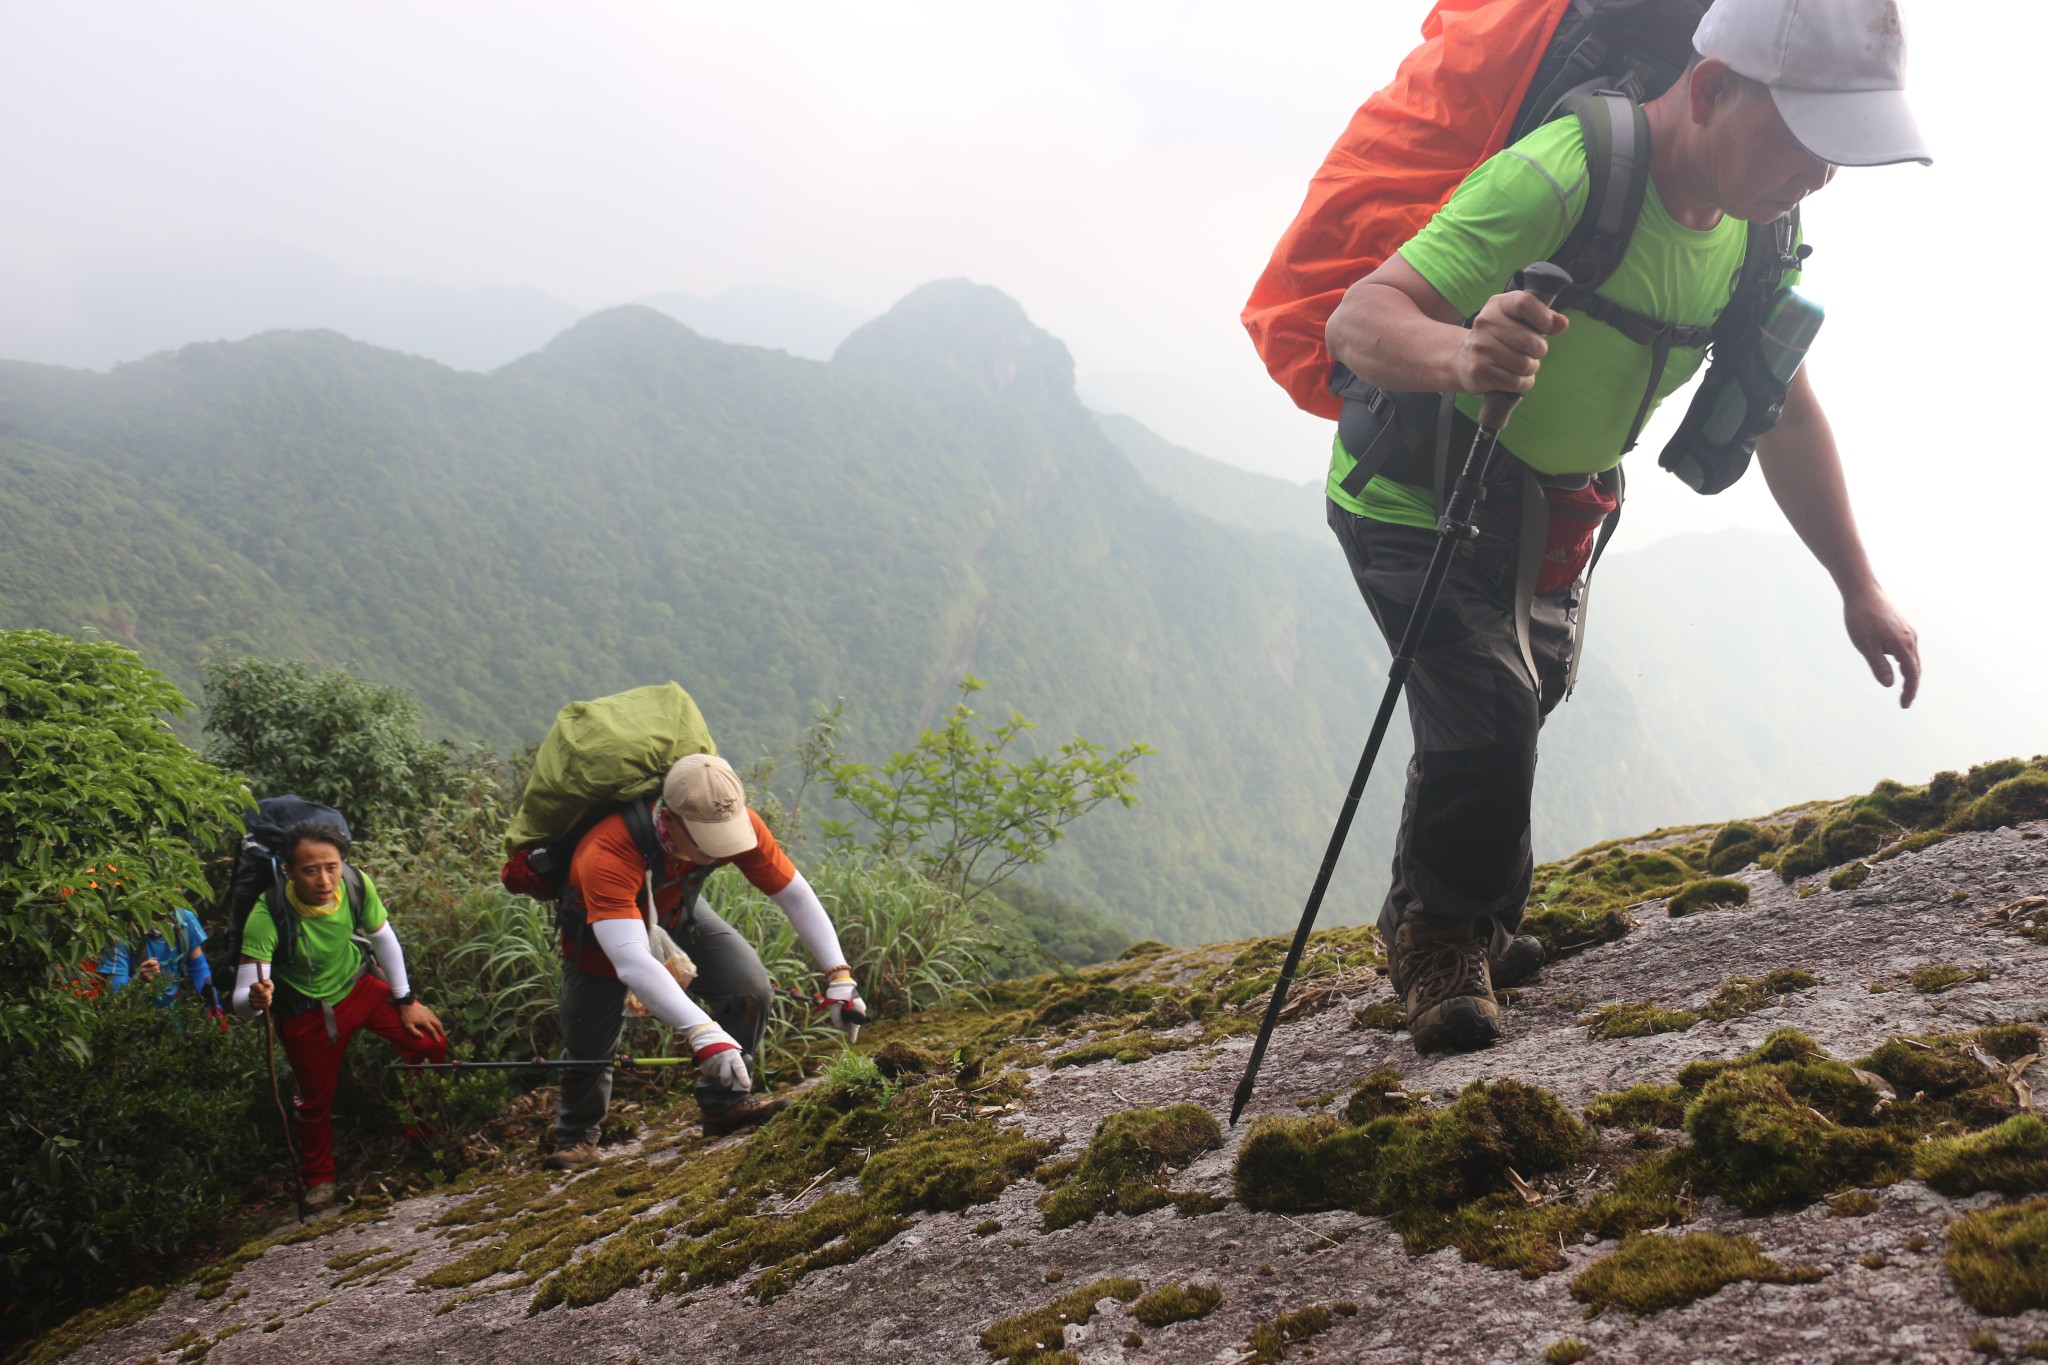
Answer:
[
  {"left": 232, "top": 961, "right": 262, "bottom": 1018},
  {"left": 769, "top": 871, "right": 847, "bottom": 970},
  {"left": 592, "top": 919, "right": 713, "bottom": 1034},
  {"left": 366, "top": 923, "right": 412, "bottom": 1000}
]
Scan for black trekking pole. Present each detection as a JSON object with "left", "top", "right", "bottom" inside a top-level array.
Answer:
[
  {"left": 256, "top": 967, "right": 309, "bottom": 1220},
  {"left": 1229, "top": 262, "right": 1572, "bottom": 1126}
]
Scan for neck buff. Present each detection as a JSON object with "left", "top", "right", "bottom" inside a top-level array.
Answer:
[
  {"left": 652, "top": 802, "right": 685, "bottom": 861},
  {"left": 286, "top": 881, "right": 342, "bottom": 919}
]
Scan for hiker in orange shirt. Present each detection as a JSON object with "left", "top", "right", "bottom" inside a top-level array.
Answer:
[{"left": 544, "top": 755, "right": 865, "bottom": 1168}]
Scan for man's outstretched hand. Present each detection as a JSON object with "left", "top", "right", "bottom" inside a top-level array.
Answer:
[{"left": 1844, "top": 584, "right": 1921, "bottom": 708}]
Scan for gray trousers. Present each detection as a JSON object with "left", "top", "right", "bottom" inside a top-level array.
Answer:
[
  {"left": 552, "top": 896, "right": 773, "bottom": 1148},
  {"left": 1326, "top": 497, "right": 1578, "bottom": 948}
]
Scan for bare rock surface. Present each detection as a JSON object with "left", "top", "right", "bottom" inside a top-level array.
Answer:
[{"left": 62, "top": 823, "right": 2048, "bottom": 1365}]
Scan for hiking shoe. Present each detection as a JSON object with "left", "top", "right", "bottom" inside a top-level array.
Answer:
[
  {"left": 302, "top": 1181, "right": 338, "bottom": 1211},
  {"left": 1390, "top": 914, "right": 1500, "bottom": 1052},
  {"left": 701, "top": 1094, "right": 789, "bottom": 1137},
  {"left": 1490, "top": 933, "right": 1546, "bottom": 989},
  {"left": 542, "top": 1142, "right": 600, "bottom": 1171}
]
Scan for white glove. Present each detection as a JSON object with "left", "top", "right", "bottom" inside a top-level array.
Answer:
[
  {"left": 825, "top": 973, "right": 867, "bottom": 1042},
  {"left": 688, "top": 1021, "right": 751, "bottom": 1093}
]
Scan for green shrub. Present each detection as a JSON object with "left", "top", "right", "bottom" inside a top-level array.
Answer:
[
  {"left": 0, "top": 631, "right": 247, "bottom": 1059},
  {"left": 0, "top": 991, "right": 272, "bottom": 1316},
  {"left": 201, "top": 654, "right": 457, "bottom": 841}
]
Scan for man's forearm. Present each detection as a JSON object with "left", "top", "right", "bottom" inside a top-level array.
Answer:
[
  {"left": 1755, "top": 369, "right": 1878, "bottom": 596},
  {"left": 1327, "top": 280, "right": 1469, "bottom": 393}
]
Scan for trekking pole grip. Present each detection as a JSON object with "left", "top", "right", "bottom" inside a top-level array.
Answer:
[{"left": 1477, "top": 262, "right": 1573, "bottom": 430}]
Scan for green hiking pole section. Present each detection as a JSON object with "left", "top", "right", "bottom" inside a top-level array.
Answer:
[{"left": 1229, "top": 262, "right": 1572, "bottom": 1127}]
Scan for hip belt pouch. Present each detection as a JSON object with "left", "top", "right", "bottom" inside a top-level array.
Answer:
[{"left": 1535, "top": 476, "right": 1619, "bottom": 594}]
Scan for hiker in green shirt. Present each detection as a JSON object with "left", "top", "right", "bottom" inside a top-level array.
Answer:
[
  {"left": 1322, "top": 0, "right": 1926, "bottom": 1051},
  {"left": 234, "top": 818, "right": 447, "bottom": 1207}
]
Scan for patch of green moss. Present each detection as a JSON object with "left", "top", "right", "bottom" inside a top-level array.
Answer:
[
  {"left": 1910, "top": 962, "right": 1990, "bottom": 994},
  {"left": 529, "top": 1234, "right": 664, "bottom": 1314},
  {"left": 1350, "top": 999, "right": 1405, "bottom": 1031},
  {"left": 1570, "top": 1231, "right": 1826, "bottom": 1315},
  {"left": 425, "top": 1051, "right": 1048, "bottom": 1315},
  {"left": 1525, "top": 843, "right": 1710, "bottom": 958},
  {"left": 1129, "top": 1281, "right": 1223, "bottom": 1328},
  {"left": 1682, "top": 1061, "right": 1910, "bottom": 1213},
  {"left": 862, "top": 1119, "right": 1054, "bottom": 1213},
  {"left": 1343, "top": 1067, "right": 1418, "bottom": 1124},
  {"left": 1829, "top": 862, "right": 1871, "bottom": 891},
  {"left": 1946, "top": 1198, "right": 2048, "bottom": 1316},
  {"left": 980, "top": 1278, "right": 1143, "bottom": 1362},
  {"left": 1773, "top": 760, "right": 2048, "bottom": 882},
  {"left": 1828, "top": 1190, "right": 1880, "bottom": 1217},
  {"left": 1698, "top": 969, "right": 1818, "bottom": 1022},
  {"left": 1668, "top": 878, "right": 1751, "bottom": 916},
  {"left": 1047, "top": 1030, "right": 1195, "bottom": 1069},
  {"left": 1918, "top": 1115, "right": 2048, "bottom": 1196},
  {"left": 1546, "top": 1341, "right": 1592, "bottom": 1365},
  {"left": 1236, "top": 1078, "right": 1591, "bottom": 1274},
  {"left": 1709, "top": 820, "right": 1783, "bottom": 875},
  {"left": 1038, "top": 1104, "right": 1222, "bottom": 1230},
  {"left": 1585, "top": 1002, "right": 1699, "bottom": 1040},
  {"left": 1246, "top": 1303, "right": 1336, "bottom": 1362},
  {"left": 16, "top": 1284, "right": 175, "bottom": 1365},
  {"left": 1584, "top": 1084, "right": 1686, "bottom": 1130}
]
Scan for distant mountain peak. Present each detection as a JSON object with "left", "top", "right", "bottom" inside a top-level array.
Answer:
[{"left": 833, "top": 279, "right": 1075, "bottom": 403}]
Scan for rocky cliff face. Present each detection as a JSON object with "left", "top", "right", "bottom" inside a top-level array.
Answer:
[{"left": 45, "top": 794, "right": 2048, "bottom": 1365}]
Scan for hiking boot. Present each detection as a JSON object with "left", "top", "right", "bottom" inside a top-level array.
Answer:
[
  {"left": 542, "top": 1142, "right": 600, "bottom": 1171},
  {"left": 302, "top": 1181, "right": 338, "bottom": 1211},
  {"left": 701, "top": 1094, "right": 789, "bottom": 1137},
  {"left": 1390, "top": 914, "right": 1500, "bottom": 1051},
  {"left": 1489, "top": 933, "right": 1546, "bottom": 989}
]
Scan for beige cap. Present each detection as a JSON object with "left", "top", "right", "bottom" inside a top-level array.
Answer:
[{"left": 661, "top": 754, "right": 758, "bottom": 859}]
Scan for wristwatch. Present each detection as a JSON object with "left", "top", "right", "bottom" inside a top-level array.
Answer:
[{"left": 390, "top": 990, "right": 416, "bottom": 1008}]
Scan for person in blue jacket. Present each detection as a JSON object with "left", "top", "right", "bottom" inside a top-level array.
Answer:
[{"left": 99, "top": 907, "right": 218, "bottom": 1013}]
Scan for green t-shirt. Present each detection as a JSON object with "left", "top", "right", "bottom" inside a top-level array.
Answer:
[
  {"left": 1328, "top": 116, "right": 1793, "bottom": 525},
  {"left": 241, "top": 871, "right": 389, "bottom": 1005}
]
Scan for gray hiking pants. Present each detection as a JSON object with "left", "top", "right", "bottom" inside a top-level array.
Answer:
[
  {"left": 1327, "top": 497, "right": 1578, "bottom": 950},
  {"left": 552, "top": 896, "right": 773, "bottom": 1148}
]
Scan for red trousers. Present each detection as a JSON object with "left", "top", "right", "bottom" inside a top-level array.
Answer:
[{"left": 277, "top": 973, "right": 446, "bottom": 1186}]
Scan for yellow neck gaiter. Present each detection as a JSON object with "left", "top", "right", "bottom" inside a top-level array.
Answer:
[{"left": 286, "top": 882, "right": 343, "bottom": 919}]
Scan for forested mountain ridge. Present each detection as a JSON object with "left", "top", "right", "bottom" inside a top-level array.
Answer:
[
  {"left": 0, "top": 284, "right": 1399, "bottom": 942},
  {"left": 0, "top": 279, "right": 1994, "bottom": 941}
]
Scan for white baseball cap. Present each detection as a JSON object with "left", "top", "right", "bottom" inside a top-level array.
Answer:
[{"left": 1694, "top": 0, "right": 1930, "bottom": 167}]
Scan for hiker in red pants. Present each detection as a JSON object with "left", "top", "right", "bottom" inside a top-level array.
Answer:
[{"left": 233, "top": 820, "right": 447, "bottom": 1207}]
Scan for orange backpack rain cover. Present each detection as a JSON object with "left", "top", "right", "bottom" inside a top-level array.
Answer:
[{"left": 1242, "top": 0, "right": 1574, "bottom": 419}]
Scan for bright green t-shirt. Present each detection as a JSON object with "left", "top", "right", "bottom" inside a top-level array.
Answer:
[
  {"left": 1328, "top": 116, "right": 1790, "bottom": 525},
  {"left": 241, "top": 871, "right": 389, "bottom": 1005}
]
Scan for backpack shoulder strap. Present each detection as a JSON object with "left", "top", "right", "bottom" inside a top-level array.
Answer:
[
  {"left": 1552, "top": 91, "right": 1651, "bottom": 299},
  {"left": 618, "top": 800, "right": 666, "bottom": 876},
  {"left": 343, "top": 865, "right": 367, "bottom": 926}
]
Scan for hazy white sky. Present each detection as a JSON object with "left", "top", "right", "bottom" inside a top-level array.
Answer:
[{"left": 3, "top": 0, "right": 2040, "bottom": 741}]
